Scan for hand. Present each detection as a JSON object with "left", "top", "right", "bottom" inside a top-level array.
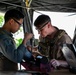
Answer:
[
  {"left": 22, "top": 32, "right": 33, "bottom": 45},
  {"left": 50, "top": 59, "right": 60, "bottom": 69},
  {"left": 27, "top": 46, "right": 42, "bottom": 58},
  {"left": 24, "top": 32, "right": 33, "bottom": 41},
  {"left": 27, "top": 46, "right": 38, "bottom": 52}
]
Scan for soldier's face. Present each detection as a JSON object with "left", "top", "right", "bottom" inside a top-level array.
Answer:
[{"left": 37, "top": 23, "right": 50, "bottom": 38}]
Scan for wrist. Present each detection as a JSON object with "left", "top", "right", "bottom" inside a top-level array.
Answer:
[
  {"left": 59, "top": 60, "right": 68, "bottom": 67},
  {"left": 22, "top": 39, "right": 27, "bottom": 47}
]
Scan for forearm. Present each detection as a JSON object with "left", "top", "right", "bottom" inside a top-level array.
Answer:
[{"left": 59, "top": 60, "right": 68, "bottom": 67}]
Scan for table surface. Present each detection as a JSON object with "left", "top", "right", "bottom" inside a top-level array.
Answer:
[
  {"left": 49, "top": 69, "right": 76, "bottom": 75},
  {"left": 0, "top": 69, "right": 76, "bottom": 75}
]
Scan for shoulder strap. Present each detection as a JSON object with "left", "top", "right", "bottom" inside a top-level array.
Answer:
[
  {"left": 54, "top": 30, "right": 65, "bottom": 44},
  {"left": 50, "top": 30, "right": 65, "bottom": 48}
]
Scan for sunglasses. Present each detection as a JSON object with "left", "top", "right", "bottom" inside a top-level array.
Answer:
[{"left": 13, "top": 19, "right": 22, "bottom": 26}]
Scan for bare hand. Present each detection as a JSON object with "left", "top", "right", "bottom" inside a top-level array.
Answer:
[
  {"left": 27, "top": 46, "right": 42, "bottom": 58},
  {"left": 50, "top": 59, "right": 60, "bottom": 69},
  {"left": 24, "top": 32, "right": 33, "bottom": 40},
  {"left": 50, "top": 59, "right": 68, "bottom": 69},
  {"left": 22, "top": 32, "right": 33, "bottom": 45}
]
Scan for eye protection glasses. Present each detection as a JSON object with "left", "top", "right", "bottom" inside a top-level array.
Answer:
[{"left": 36, "top": 21, "right": 50, "bottom": 32}]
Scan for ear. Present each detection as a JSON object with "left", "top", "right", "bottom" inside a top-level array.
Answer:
[
  {"left": 48, "top": 22, "right": 51, "bottom": 28},
  {"left": 9, "top": 19, "right": 14, "bottom": 25}
]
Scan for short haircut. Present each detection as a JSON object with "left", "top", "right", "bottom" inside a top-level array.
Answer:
[
  {"left": 4, "top": 9, "right": 24, "bottom": 22},
  {"left": 34, "top": 15, "right": 51, "bottom": 29}
]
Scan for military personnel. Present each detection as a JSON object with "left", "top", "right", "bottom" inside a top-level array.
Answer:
[{"left": 34, "top": 14, "right": 72, "bottom": 69}]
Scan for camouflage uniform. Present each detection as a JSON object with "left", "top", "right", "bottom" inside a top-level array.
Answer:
[
  {"left": 22, "top": 28, "right": 72, "bottom": 72},
  {"left": 38, "top": 29, "right": 72, "bottom": 61}
]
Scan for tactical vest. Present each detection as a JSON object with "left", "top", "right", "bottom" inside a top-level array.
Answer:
[{"left": 38, "top": 30, "right": 65, "bottom": 60}]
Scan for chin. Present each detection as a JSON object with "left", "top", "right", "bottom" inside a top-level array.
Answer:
[
  {"left": 42, "top": 35, "right": 46, "bottom": 38},
  {"left": 12, "top": 31, "right": 16, "bottom": 33}
]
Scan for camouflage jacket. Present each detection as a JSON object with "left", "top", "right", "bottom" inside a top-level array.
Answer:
[{"left": 38, "top": 29, "right": 72, "bottom": 61}]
